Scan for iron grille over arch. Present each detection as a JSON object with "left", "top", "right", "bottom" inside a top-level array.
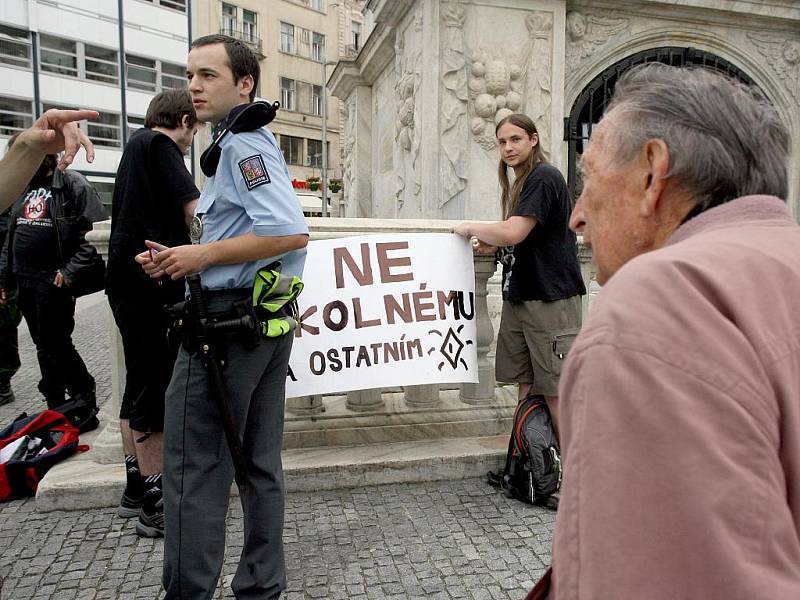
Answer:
[{"left": 564, "top": 47, "right": 760, "bottom": 201}]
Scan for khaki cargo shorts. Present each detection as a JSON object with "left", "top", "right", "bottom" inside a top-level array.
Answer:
[{"left": 495, "top": 295, "right": 582, "bottom": 397}]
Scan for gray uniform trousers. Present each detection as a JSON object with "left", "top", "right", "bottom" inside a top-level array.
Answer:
[{"left": 162, "top": 322, "right": 292, "bottom": 600}]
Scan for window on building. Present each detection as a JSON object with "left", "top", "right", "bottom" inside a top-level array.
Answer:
[
  {"left": 312, "top": 32, "right": 325, "bottom": 62},
  {"left": 298, "top": 28, "right": 310, "bottom": 57},
  {"left": 85, "top": 111, "right": 122, "bottom": 148},
  {"left": 84, "top": 44, "right": 118, "bottom": 85},
  {"left": 161, "top": 62, "right": 186, "bottom": 89},
  {"left": 311, "top": 85, "right": 322, "bottom": 116},
  {"left": 280, "top": 134, "right": 302, "bottom": 165},
  {"left": 310, "top": 0, "right": 324, "bottom": 11},
  {"left": 280, "top": 77, "right": 296, "bottom": 111},
  {"left": 307, "top": 139, "right": 322, "bottom": 168},
  {"left": 0, "top": 96, "right": 33, "bottom": 136},
  {"left": 40, "top": 34, "right": 77, "bottom": 77},
  {"left": 222, "top": 3, "right": 238, "bottom": 35},
  {"left": 127, "top": 54, "right": 157, "bottom": 91},
  {"left": 0, "top": 25, "right": 31, "bottom": 69},
  {"left": 352, "top": 21, "right": 362, "bottom": 51},
  {"left": 158, "top": 0, "right": 187, "bottom": 11},
  {"left": 127, "top": 115, "right": 145, "bottom": 137},
  {"left": 242, "top": 9, "right": 257, "bottom": 43},
  {"left": 280, "top": 22, "right": 295, "bottom": 54},
  {"left": 90, "top": 180, "right": 115, "bottom": 211}
]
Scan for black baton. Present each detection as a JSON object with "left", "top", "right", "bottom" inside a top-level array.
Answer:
[{"left": 186, "top": 274, "right": 248, "bottom": 488}]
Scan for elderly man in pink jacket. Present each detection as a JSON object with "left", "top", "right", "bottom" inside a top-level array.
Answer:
[{"left": 534, "top": 64, "right": 800, "bottom": 599}]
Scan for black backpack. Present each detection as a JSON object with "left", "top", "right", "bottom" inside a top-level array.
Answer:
[{"left": 489, "top": 394, "right": 562, "bottom": 506}]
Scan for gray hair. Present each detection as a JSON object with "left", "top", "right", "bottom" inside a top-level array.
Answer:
[{"left": 605, "top": 63, "right": 789, "bottom": 215}]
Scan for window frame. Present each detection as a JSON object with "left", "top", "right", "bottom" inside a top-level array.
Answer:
[
  {"left": 0, "top": 26, "right": 32, "bottom": 69},
  {"left": 280, "top": 134, "right": 303, "bottom": 165},
  {"left": 39, "top": 34, "right": 78, "bottom": 78},
  {"left": 280, "top": 22, "right": 295, "bottom": 54},
  {"left": 0, "top": 96, "right": 34, "bottom": 136},
  {"left": 280, "top": 77, "right": 296, "bottom": 111}
]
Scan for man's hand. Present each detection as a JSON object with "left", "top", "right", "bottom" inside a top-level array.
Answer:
[
  {"left": 473, "top": 239, "right": 498, "bottom": 255},
  {"left": 146, "top": 240, "right": 212, "bottom": 280},
  {"left": 452, "top": 223, "right": 473, "bottom": 239},
  {"left": 53, "top": 271, "right": 65, "bottom": 287},
  {"left": 135, "top": 242, "right": 168, "bottom": 280},
  {"left": 19, "top": 108, "right": 99, "bottom": 170},
  {"left": 0, "top": 288, "right": 6, "bottom": 306}
]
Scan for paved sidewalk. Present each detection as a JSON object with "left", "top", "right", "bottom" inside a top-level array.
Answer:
[{"left": 0, "top": 293, "right": 554, "bottom": 599}]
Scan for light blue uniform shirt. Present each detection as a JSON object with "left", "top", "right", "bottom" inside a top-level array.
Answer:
[{"left": 195, "top": 126, "right": 308, "bottom": 290}]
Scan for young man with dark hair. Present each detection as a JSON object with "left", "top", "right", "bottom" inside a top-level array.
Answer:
[
  {"left": 0, "top": 134, "right": 106, "bottom": 429},
  {"left": 106, "top": 89, "right": 199, "bottom": 538},
  {"left": 138, "top": 35, "right": 308, "bottom": 599}
]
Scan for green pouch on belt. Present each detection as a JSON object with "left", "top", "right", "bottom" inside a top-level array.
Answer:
[{"left": 252, "top": 261, "right": 304, "bottom": 338}]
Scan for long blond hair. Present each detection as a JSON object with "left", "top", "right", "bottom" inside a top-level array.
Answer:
[{"left": 496, "top": 114, "right": 548, "bottom": 219}]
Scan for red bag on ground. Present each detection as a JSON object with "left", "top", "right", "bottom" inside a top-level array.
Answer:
[{"left": 0, "top": 410, "right": 86, "bottom": 501}]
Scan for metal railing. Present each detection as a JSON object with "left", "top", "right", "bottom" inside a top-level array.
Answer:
[{"left": 219, "top": 27, "right": 263, "bottom": 56}]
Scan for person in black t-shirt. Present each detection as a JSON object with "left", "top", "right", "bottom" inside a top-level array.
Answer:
[
  {"left": 0, "top": 134, "right": 107, "bottom": 429},
  {"left": 0, "top": 206, "right": 20, "bottom": 406},
  {"left": 105, "top": 89, "right": 199, "bottom": 538},
  {"left": 453, "top": 113, "right": 585, "bottom": 435}
]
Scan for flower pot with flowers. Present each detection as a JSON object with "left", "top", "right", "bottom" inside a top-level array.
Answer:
[
  {"left": 306, "top": 177, "right": 320, "bottom": 191},
  {"left": 329, "top": 178, "right": 342, "bottom": 194}
]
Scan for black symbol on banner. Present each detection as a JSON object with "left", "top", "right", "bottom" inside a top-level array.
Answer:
[{"left": 428, "top": 324, "right": 473, "bottom": 371}]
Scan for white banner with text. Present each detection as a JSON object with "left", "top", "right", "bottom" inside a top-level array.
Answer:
[{"left": 286, "top": 233, "right": 478, "bottom": 397}]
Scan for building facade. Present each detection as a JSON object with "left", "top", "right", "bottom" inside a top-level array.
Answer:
[
  {"left": 330, "top": 0, "right": 800, "bottom": 222},
  {"left": 193, "top": 0, "right": 365, "bottom": 212},
  {"left": 0, "top": 0, "right": 191, "bottom": 208}
]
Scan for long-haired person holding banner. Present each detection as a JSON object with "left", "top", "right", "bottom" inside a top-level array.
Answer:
[{"left": 453, "top": 113, "right": 584, "bottom": 435}]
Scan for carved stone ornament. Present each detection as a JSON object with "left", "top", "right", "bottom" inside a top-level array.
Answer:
[
  {"left": 565, "top": 11, "right": 629, "bottom": 73},
  {"left": 747, "top": 33, "right": 800, "bottom": 103},
  {"left": 393, "top": 9, "right": 423, "bottom": 207},
  {"left": 439, "top": 2, "right": 469, "bottom": 208},
  {"left": 342, "top": 99, "right": 356, "bottom": 209},
  {"left": 466, "top": 10, "right": 553, "bottom": 152}
]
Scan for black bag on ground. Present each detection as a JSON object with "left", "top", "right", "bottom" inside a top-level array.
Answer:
[{"left": 488, "top": 394, "right": 561, "bottom": 505}]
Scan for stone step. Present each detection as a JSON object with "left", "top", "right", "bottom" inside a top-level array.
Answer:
[{"left": 35, "top": 433, "right": 509, "bottom": 512}]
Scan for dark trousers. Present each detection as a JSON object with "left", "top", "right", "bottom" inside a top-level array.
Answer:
[
  {"left": 162, "top": 328, "right": 292, "bottom": 600},
  {"left": 109, "top": 294, "right": 178, "bottom": 433},
  {"left": 0, "top": 296, "right": 20, "bottom": 382},
  {"left": 17, "top": 277, "right": 94, "bottom": 406}
]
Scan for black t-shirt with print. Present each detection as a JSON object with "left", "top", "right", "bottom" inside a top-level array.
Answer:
[
  {"left": 500, "top": 163, "right": 586, "bottom": 303},
  {"left": 12, "top": 174, "right": 61, "bottom": 277},
  {"left": 106, "top": 128, "right": 199, "bottom": 299}
]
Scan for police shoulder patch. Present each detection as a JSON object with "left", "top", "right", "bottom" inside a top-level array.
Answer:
[{"left": 238, "top": 155, "right": 271, "bottom": 190}]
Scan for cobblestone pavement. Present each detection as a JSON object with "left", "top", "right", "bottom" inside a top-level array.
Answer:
[{"left": 0, "top": 294, "right": 554, "bottom": 599}]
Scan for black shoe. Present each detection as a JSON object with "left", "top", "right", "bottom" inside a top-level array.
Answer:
[
  {"left": 486, "top": 470, "right": 504, "bottom": 488},
  {"left": 0, "top": 380, "right": 14, "bottom": 406},
  {"left": 118, "top": 491, "right": 143, "bottom": 519},
  {"left": 135, "top": 498, "right": 164, "bottom": 538}
]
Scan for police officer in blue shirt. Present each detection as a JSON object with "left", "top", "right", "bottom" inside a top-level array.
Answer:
[{"left": 138, "top": 35, "right": 308, "bottom": 600}]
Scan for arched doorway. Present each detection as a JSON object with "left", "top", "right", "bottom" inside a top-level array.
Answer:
[{"left": 565, "top": 47, "right": 760, "bottom": 200}]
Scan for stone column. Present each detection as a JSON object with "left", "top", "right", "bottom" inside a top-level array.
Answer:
[
  {"left": 342, "top": 85, "right": 373, "bottom": 218},
  {"left": 404, "top": 384, "right": 440, "bottom": 408},
  {"left": 286, "top": 395, "right": 324, "bottom": 415},
  {"left": 460, "top": 253, "right": 496, "bottom": 405},
  {"left": 86, "top": 220, "right": 123, "bottom": 464},
  {"left": 346, "top": 388, "right": 384, "bottom": 412}
]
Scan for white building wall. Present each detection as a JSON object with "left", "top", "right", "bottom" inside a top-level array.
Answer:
[{"left": 0, "top": 0, "right": 190, "bottom": 202}]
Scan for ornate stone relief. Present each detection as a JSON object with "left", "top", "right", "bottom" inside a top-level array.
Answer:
[
  {"left": 342, "top": 98, "right": 356, "bottom": 211},
  {"left": 466, "top": 10, "right": 553, "bottom": 152},
  {"left": 393, "top": 11, "right": 423, "bottom": 208},
  {"left": 525, "top": 12, "right": 554, "bottom": 154},
  {"left": 747, "top": 33, "right": 800, "bottom": 104},
  {"left": 439, "top": 2, "right": 469, "bottom": 208},
  {"left": 565, "top": 11, "right": 629, "bottom": 74}
]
